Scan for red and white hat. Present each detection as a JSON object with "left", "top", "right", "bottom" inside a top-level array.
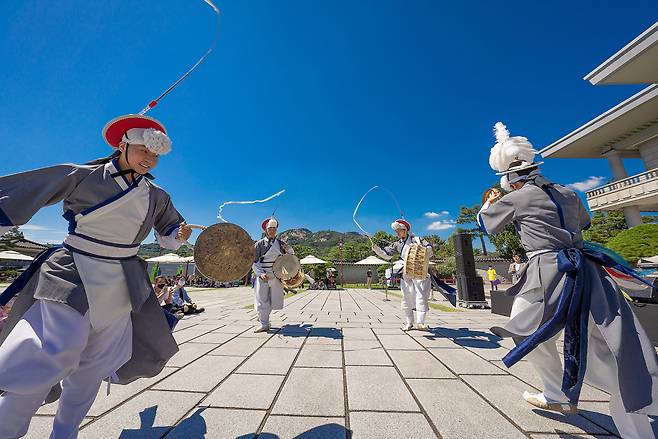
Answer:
[
  {"left": 102, "top": 114, "right": 172, "bottom": 155},
  {"left": 391, "top": 219, "right": 411, "bottom": 231},
  {"left": 261, "top": 217, "right": 279, "bottom": 231}
]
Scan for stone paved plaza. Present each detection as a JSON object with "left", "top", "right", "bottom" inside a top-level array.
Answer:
[{"left": 26, "top": 287, "right": 656, "bottom": 438}]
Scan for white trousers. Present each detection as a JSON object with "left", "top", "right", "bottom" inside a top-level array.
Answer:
[
  {"left": 0, "top": 299, "right": 132, "bottom": 439},
  {"left": 400, "top": 276, "right": 430, "bottom": 325},
  {"left": 254, "top": 275, "right": 284, "bottom": 325},
  {"left": 512, "top": 288, "right": 653, "bottom": 439}
]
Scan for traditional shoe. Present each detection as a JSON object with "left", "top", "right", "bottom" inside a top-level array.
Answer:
[
  {"left": 254, "top": 324, "right": 270, "bottom": 333},
  {"left": 415, "top": 323, "right": 430, "bottom": 331},
  {"left": 523, "top": 391, "right": 578, "bottom": 414},
  {"left": 402, "top": 323, "right": 414, "bottom": 331}
]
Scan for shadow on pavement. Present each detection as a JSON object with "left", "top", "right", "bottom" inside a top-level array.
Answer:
[
  {"left": 423, "top": 326, "right": 502, "bottom": 349},
  {"left": 238, "top": 423, "right": 351, "bottom": 439},
  {"left": 120, "top": 406, "right": 207, "bottom": 438}
]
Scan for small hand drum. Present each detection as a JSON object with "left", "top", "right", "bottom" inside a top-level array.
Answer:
[
  {"left": 404, "top": 243, "right": 429, "bottom": 280},
  {"left": 273, "top": 254, "right": 300, "bottom": 281},
  {"left": 193, "top": 223, "right": 254, "bottom": 282}
]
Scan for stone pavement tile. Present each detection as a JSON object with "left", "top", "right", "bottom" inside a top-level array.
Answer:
[
  {"left": 262, "top": 333, "right": 307, "bottom": 349},
  {"left": 212, "top": 325, "right": 256, "bottom": 334},
  {"left": 165, "top": 407, "right": 265, "bottom": 439},
  {"left": 237, "top": 348, "right": 300, "bottom": 375},
  {"left": 187, "top": 331, "right": 236, "bottom": 344},
  {"left": 346, "top": 366, "right": 419, "bottom": 411},
  {"left": 173, "top": 328, "right": 212, "bottom": 344},
  {"left": 167, "top": 343, "right": 219, "bottom": 367},
  {"left": 208, "top": 336, "right": 268, "bottom": 356},
  {"left": 388, "top": 350, "right": 455, "bottom": 378},
  {"left": 172, "top": 320, "right": 201, "bottom": 331},
  {"left": 464, "top": 344, "right": 511, "bottom": 361},
  {"left": 344, "top": 341, "right": 392, "bottom": 366},
  {"left": 462, "top": 375, "right": 609, "bottom": 435},
  {"left": 78, "top": 390, "right": 204, "bottom": 439},
  {"left": 305, "top": 335, "right": 343, "bottom": 346},
  {"left": 377, "top": 334, "right": 423, "bottom": 350},
  {"left": 341, "top": 330, "right": 375, "bottom": 341},
  {"left": 408, "top": 379, "right": 526, "bottom": 439},
  {"left": 372, "top": 327, "right": 404, "bottom": 335},
  {"left": 272, "top": 368, "right": 344, "bottom": 416},
  {"left": 153, "top": 356, "right": 243, "bottom": 392},
  {"left": 295, "top": 344, "right": 343, "bottom": 368},
  {"left": 350, "top": 412, "right": 436, "bottom": 439},
  {"left": 38, "top": 367, "right": 178, "bottom": 416},
  {"left": 205, "top": 374, "right": 284, "bottom": 409},
  {"left": 413, "top": 334, "right": 461, "bottom": 348},
  {"left": 261, "top": 416, "right": 348, "bottom": 439},
  {"left": 428, "top": 348, "right": 507, "bottom": 375}
]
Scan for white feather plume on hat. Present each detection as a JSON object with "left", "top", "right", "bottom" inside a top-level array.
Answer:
[{"left": 488, "top": 122, "right": 538, "bottom": 173}]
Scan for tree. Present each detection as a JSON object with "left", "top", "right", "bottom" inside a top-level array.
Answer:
[
  {"left": 455, "top": 205, "right": 488, "bottom": 255},
  {"left": 371, "top": 231, "right": 395, "bottom": 248},
  {"left": 488, "top": 224, "right": 525, "bottom": 259},
  {"left": 291, "top": 245, "right": 314, "bottom": 260},
  {"left": 606, "top": 224, "right": 658, "bottom": 263},
  {"left": 0, "top": 226, "right": 24, "bottom": 251},
  {"left": 583, "top": 210, "right": 627, "bottom": 245}
]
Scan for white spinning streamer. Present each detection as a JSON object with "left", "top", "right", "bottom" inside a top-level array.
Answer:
[
  {"left": 217, "top": 189, "right": 286, "bottom": 223},
  {"left": 352, "top": 185, "right": 404, "bottom": 244}
]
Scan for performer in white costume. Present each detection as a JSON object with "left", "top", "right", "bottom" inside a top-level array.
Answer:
[
  {"left": 252, "top": 218, "right": 295, "bottom": 333},
  {"left": 0, "top": 114, "right": 191, "bottom": 439},
  {"left": 479, "top": 122, "right": 658, "bottom": 439},
  {"left": 373, "top": 219, "right": 434, "bottom": 331}
]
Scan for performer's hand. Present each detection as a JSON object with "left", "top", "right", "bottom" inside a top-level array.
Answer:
[
  {"left": 488, "top": 190, "right": 502, "bottom": 204},
  {"left": 260, "top": 273, "right": 269, "bottom": 281},
  {"left": 177, "top": 222, "right": 192, "bottom": 241}
]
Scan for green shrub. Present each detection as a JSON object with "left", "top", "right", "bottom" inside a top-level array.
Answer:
[{"left": 606, "top": 224, "right": 658, "bottom": 263}]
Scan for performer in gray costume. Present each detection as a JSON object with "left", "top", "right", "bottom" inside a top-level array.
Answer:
[
  {"left": 252, "top": 217, "right": 295, "bottom": 333},
  {"left": 478, "top": 122, "right": 658, "bottom": 439},
  {"left": 0, "top": 114, "right": 191, "bottom": 438}
]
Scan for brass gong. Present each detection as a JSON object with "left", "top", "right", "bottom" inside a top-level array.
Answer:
[{"left": 192, "top": 223, "right": 254, "bottom": 282}]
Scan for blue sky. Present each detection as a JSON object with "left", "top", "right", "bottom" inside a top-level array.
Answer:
[{"left": 1, "top": 1, "right": 656, "bottom": 244}]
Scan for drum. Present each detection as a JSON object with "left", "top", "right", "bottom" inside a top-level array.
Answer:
[
  {"left": 282, "top": 269, "right": 305, "bottom": 289},
  {"left": 273, "top": 253, "right": 300, "bottom": 281},
  {"left": 192, "top": 223, "right": 254, "bottom": 282},
  {"left": 404, "top": 243, "right": 429, "bottom": 280}
]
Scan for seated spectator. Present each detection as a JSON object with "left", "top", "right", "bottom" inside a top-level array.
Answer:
[
  {"left": 172, "top": 276, "right": 205, "bottom": 314},
  {"left": 153, "top": 276, "right": 181, "bottom": 330}
]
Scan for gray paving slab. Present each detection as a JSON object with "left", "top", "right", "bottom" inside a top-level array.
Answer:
[
  {"left": 207, "top": 336, "right": 268, "bottom": 356},
  {"left": 212, "top": 325, "right": 256, "bottom": 334},
  {"left": 78, "top": 390, "right": 204, "bottom": 438},
  {"left": 260, "top": 416, "right": 348, "bottom": 438},
  {"left": 409, "top": 378, "right": 526, "bottom": 439},
  {"left": 462, "top": 375, "right": 610, "bottom": 435},
  {"left": 428, "top": 347, "right": 508, "bottom": 375},
  {"left": 346, "top": 366, "right": 419, "bottom": 411},
  {"left": 166, "top": 342, "right": 219, "bottom": 368},
  {"left": 344, "top": 341, "right": 392, "bottom": 366},
  {"left": 165, "top": 407, "right": 265, "bottom": 439},
  {"left": 377, "top": 334, "right": 424, "bottom": 350},
  {"left": 272, "top": 368, "right": 344, "bottom": 416},
  {"left": 349, "top": 412, "right": 436, "bottom": 439},
  {"left": 413, "top": 334, "right": 462, "bottom": 348},
  {"left": 262, "top": 333, "right": 307, "bottom": 349},
  {"left": 204, "top": 374, "right": 285, "bottom": 409},
  {"left": 388, "top": 350, "right": 456, "bottom": 378},
  {"left": 237, "top": 347, "right": 300, "bottom": 375},
  {"left": 187, "top": 331, "right": 236, "bottom": 344},
  {"left": 173, "top": 328, "right": 212, "bottom": 344},
  {"left": 295, "top": 344, "right": 343, "bottom": 368},
  {"left": 153, "top": 355, "right": 244, "bottom": 392}
]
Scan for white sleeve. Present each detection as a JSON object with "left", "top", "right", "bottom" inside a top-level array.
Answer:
[
  {"left": 373, "top": 245, "right": 392, "bottom": 261},
  {"left": 155, "top": 227, "right": 184, "bottom": 250}
]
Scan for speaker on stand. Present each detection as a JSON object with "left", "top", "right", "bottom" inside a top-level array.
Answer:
[{"left": 452, "top": 233, "right": 488, "bottom": 309}]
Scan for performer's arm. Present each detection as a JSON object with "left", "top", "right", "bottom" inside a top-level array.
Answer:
[
  {"left": 153, "top": 191, "right": 189, "bottom": 250},
  {"left": 372, "top": 243, "right": 394, "bottom": 261},
  {"left": 477, "top": 195, "right": 515, "bottom": 235},
  {"left": 421, "top": 238, "right": 434, "bottom": 259},
  {"left": 0, "top": 164, "right": 91, "bottom": 228}
]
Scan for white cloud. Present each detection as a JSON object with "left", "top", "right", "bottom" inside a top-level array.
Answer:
[
  {"left": 566, "top": 176, "right": 606, "bottom": 192},
  {"left": 424, "top": 210, "right": 449, "bottom": 218},
  {"left": 427, "top": 220, "right": 456, "bottom": 231},
  {"left": 19, "top": 224, "right": 50, "bottom": 231}
]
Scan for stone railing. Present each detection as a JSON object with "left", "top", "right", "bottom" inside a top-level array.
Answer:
[{"left": 586, "top": 168, "right": 658, "bottom": 210}]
